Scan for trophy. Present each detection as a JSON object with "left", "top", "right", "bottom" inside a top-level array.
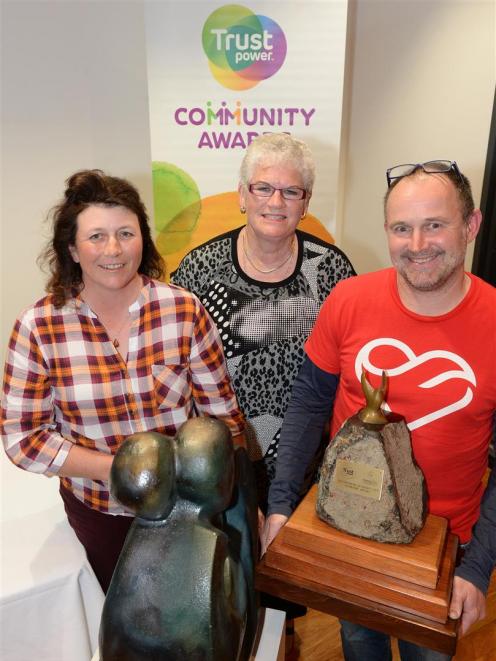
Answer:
[
  {"left": 316, "top": 370, "right": 427, "bottom": 543},
  {"left": 258, "top": 370, "right": 459, "bottom": 653}
]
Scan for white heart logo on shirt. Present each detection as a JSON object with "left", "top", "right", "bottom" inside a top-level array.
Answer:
[{"left": 355, "top": 338, "right": 476, "bottom": 430}]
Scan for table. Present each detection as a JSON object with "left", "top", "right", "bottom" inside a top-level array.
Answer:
[{"left": 1, "top": 504, "right": 105, "bottom": 661}]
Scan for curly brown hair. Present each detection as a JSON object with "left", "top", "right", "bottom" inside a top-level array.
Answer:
[{"left": 39, "top": 169, "right": 165, "bottom": 307}]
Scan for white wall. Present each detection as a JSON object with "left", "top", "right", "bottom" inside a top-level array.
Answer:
[
  {"left": 1, "top": 0, "right": 153, "bottom": 521},
  {"left": 337, "top": 0, "right": 495, "bottom": 274},
  {"left": 1, "top": 0, "right": 495, "bottom": 522}
]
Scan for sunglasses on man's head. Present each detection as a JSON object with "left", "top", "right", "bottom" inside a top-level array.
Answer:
[{"left": 386, "top": 160, "right": 462, "bottom": 187}]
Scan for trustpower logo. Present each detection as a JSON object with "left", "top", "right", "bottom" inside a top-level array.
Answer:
[{"left": 202, "top": 4, "right": 287, "bottom": 91}]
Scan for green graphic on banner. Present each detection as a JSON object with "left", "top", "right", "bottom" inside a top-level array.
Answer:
[{"left": 152, "top": 161, "right": 201, "bottom": 256}]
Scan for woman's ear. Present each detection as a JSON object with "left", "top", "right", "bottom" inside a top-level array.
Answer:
[
  {"left": 302, "top": 191, "right": 312, "bottom": 218},
  {"left": 69, "top": 244, "right": 80, "bottom": 263},
  {"left": 238, "top": 183, "right": 247, "bottom": 214}
]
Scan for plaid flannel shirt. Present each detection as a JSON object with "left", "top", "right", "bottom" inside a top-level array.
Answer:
[{"left": 1, "top": 278, "right": 244, "bottom": 513}]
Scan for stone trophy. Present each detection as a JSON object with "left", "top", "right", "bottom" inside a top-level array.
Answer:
[
  {"left": 99, "top": 417, "right": 258, "bottom": 661},
  {"left": 317, "top": 370, "right": 427, "bottom": 543},
  {"left": 258, "top": 371, "right": 458, "bottom": 651}
]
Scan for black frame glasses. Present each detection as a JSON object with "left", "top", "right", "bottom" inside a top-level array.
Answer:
[
  {"left": 386, "top": 160, "right": 462, "bottom": 187},
  {"left": 248, "top": 181, "right": 307, "bottom": 201}
]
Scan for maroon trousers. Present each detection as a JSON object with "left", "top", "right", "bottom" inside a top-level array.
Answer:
[{"left": 60, "top": 484, "right": 134, "bottom": 593}]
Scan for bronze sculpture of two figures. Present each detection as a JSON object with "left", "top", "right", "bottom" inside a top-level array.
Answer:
[{"left": 99, "top": 418, "right": 258, "bottom": 661}]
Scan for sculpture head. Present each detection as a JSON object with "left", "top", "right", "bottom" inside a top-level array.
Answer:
[
  {"left": 110, "top": 431, "right": 176, "bottom": 520},
  {"left": 358, "top": 369, "right": 388, "bottom": 425},
  {"left": 175, "top": 417, "right": 235, "bottom": 516}
]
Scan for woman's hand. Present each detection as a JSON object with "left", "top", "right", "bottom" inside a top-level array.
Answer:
[
  {"left": 260, "top": 513, "right": 289, "bottom": 557},
  {"left": 58, "top": 445, "right": 114, "bottom": 481},
  {"left": 232, "top": 431, "right": 247, "bottom": 449}
]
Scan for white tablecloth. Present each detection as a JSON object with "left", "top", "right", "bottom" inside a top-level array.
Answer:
[{"left": 1, "top": 504, "right": 105, "bottom": 661}]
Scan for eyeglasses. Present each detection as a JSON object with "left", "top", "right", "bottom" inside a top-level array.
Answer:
[
  {"left": 386, "top": 160, "right": 462, "bottom": 187},
  {"left": 248, "top": 182, "right": 307, "bottom": 201}
]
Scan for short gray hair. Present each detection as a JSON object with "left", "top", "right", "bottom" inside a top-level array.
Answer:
[{"left": 239, "top": 133, "right": 315, "bottom": 192}]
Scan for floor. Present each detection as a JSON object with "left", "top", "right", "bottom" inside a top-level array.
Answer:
[{"left": 293, "top": 609, "right": 496, "bottom": 660}]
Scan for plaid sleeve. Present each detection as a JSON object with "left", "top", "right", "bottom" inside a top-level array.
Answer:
[
  {"left": 1, "top": 317, "right": 73, "bottom": 476},
  {"left": 188, "top": 296, "right": 245, "bottom": 436}
]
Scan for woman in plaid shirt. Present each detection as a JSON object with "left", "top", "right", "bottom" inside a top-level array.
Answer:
[{"left": 1, "top": 169, "right": 245, "bottom": 591}]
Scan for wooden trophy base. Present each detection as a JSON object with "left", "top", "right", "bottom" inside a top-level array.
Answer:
[{"left": 256, "top": 486, "right": 460, "bottom": 655}]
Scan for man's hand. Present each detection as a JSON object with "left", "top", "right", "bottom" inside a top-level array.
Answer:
[
  {"left": 260, "top": 513, "right": 288, "bottom": 557},
  {"left": 258, "top": 508, "right": 265, "bottom": 539},
  {"left": 449, "top": 575, "right": 486, "bottom": 636}
]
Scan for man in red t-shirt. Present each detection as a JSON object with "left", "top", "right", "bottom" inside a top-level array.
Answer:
[{"left": 264, "top": 161, "right": 496, "bottom": 661}]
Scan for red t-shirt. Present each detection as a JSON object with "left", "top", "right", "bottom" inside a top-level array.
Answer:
[{"left": 306, "top": 268, "right": 496, "bottom": 542}]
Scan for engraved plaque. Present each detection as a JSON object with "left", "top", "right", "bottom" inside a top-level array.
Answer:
[{"left": 332, "top": 459, "right": 384, "bottom": 501}]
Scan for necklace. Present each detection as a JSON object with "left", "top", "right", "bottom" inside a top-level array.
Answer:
[
  {"left": 108, "top": 312, "right": 130, "bottom": 348},
  {"left": 242, "top": 229, "right": 296, "bottom": 274}
]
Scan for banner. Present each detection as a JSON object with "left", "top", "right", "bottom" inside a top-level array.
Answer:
[{"left": 145, "top": 1, "right": 348, "bottom": 277}]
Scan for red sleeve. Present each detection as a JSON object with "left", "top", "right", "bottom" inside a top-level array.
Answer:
[{"left": 305, "top": 287, "right": 342, "bottom": 375}]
